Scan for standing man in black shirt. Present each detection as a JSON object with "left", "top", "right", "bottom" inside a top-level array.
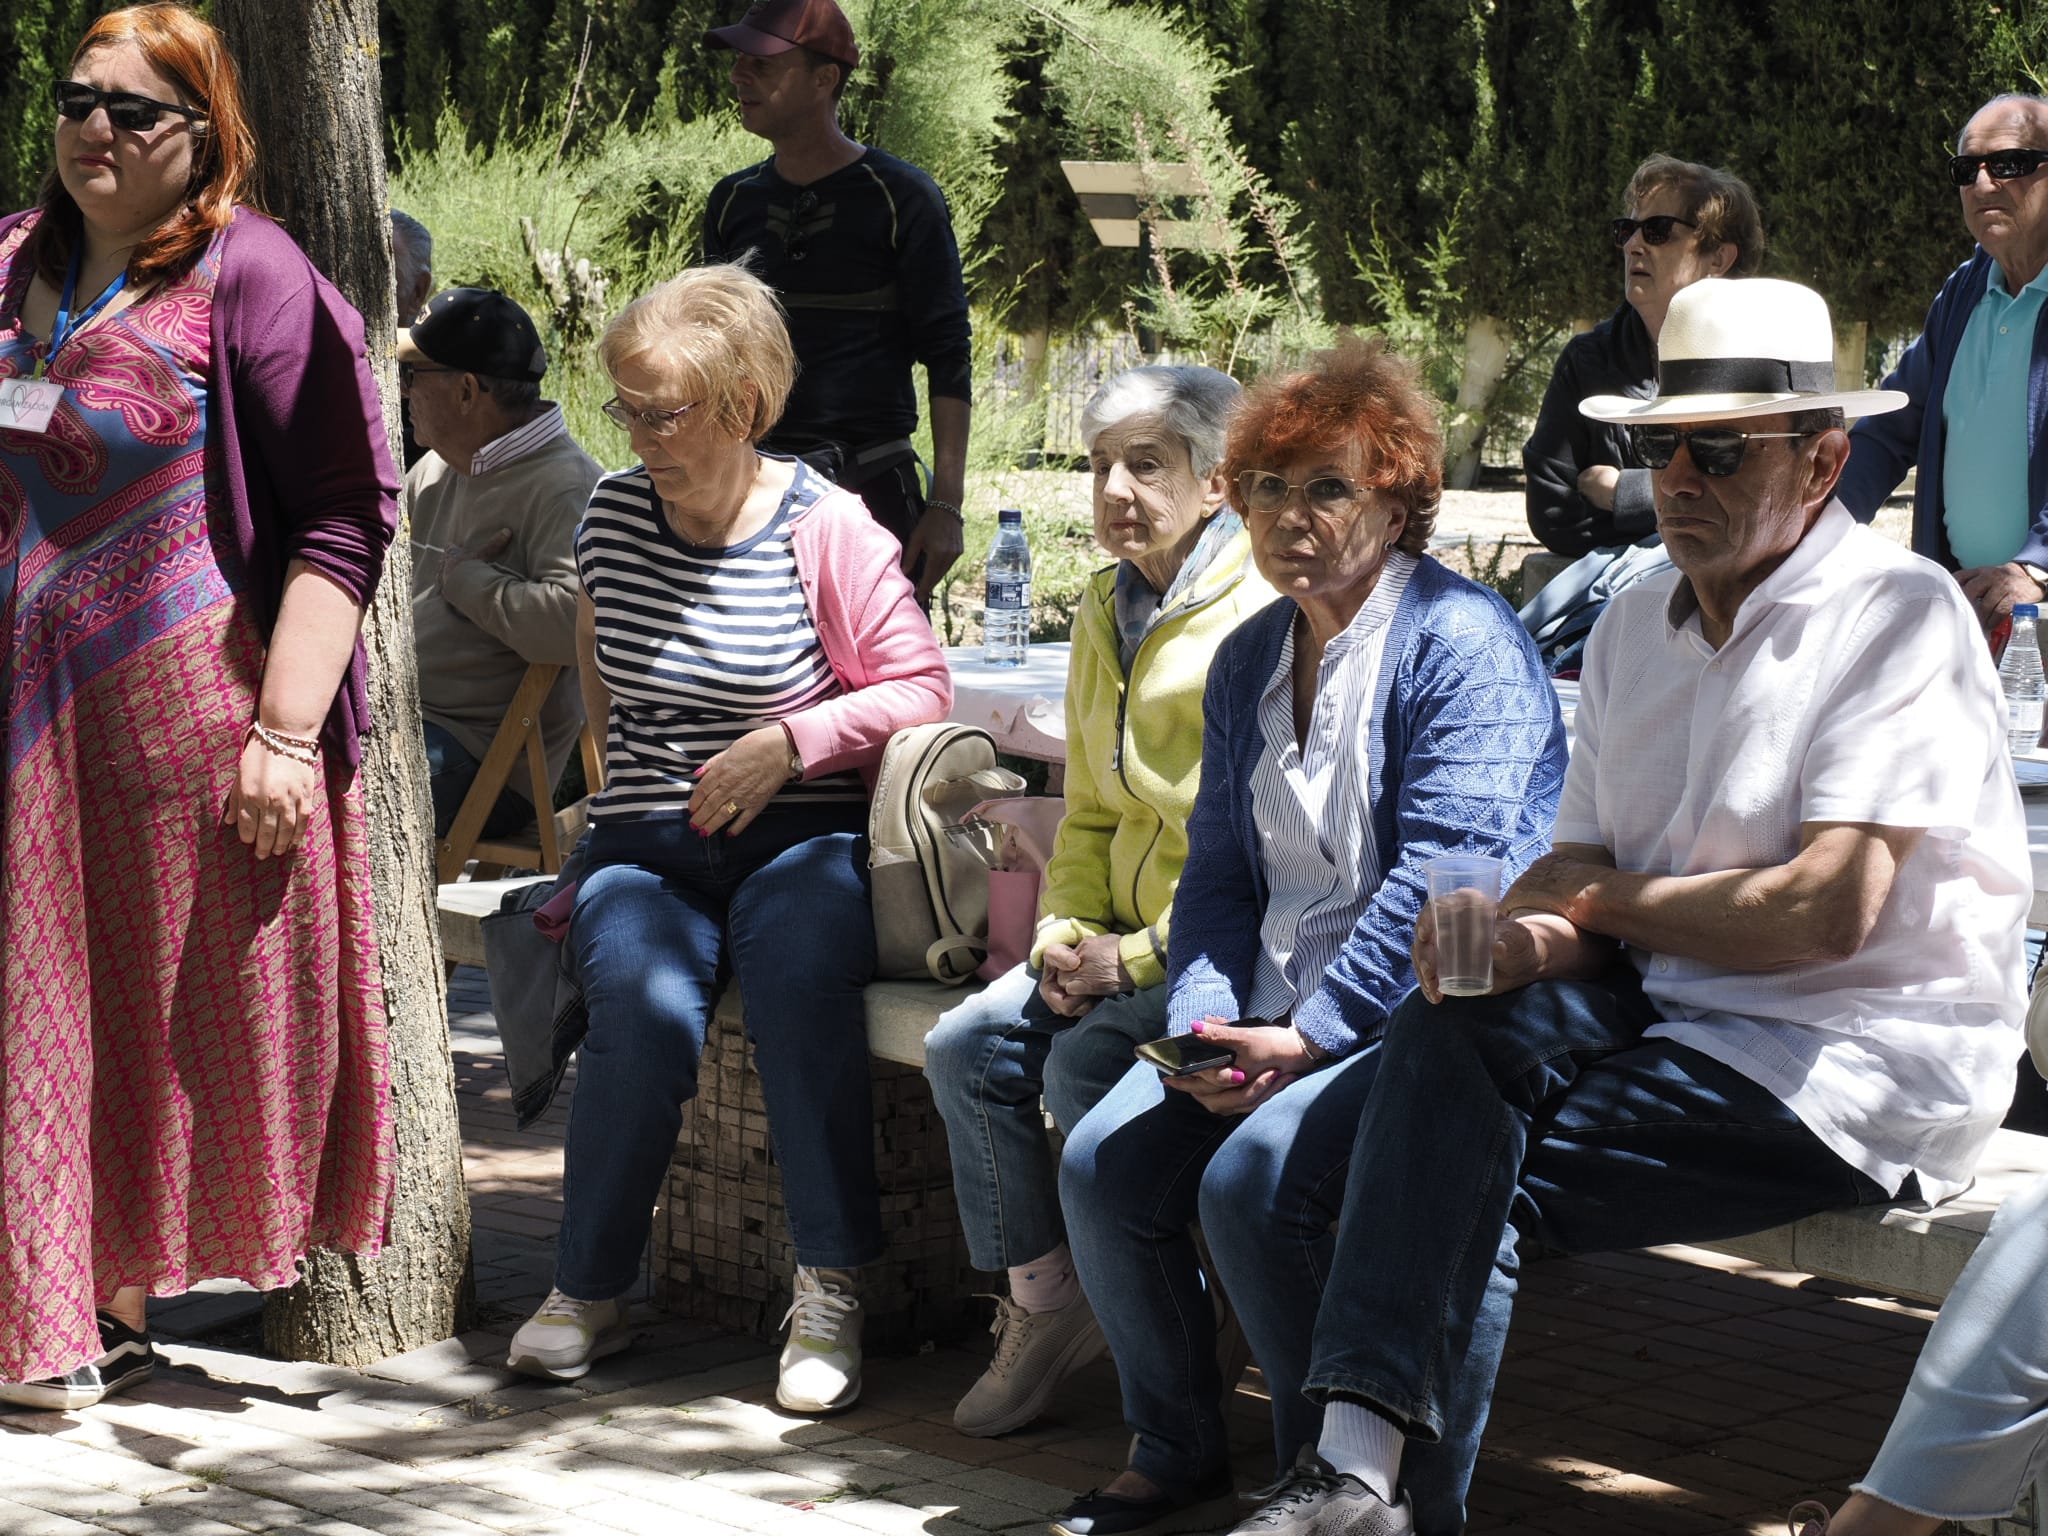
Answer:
[{"left": 703, "top": 0, "right": 973, "bottom": 605}]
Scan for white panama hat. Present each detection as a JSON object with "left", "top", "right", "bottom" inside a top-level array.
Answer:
[{"left": 1580, "top": 277, "right": 1908, "bottom": 424}]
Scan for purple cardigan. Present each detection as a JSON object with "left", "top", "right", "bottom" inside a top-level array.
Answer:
[{"left": 0, "top": 205, "right": 399, "bottom": 770}]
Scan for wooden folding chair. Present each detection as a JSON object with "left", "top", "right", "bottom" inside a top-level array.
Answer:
[{"left": 436, "top": 661, "right": 605, "bottom": 883}]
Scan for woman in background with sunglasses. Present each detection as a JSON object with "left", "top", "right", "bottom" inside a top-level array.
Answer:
[
  {"left": 1522, "top": 154, "right": 1765, "bottom": 558},
  {"left": 0, "top": 5, "right": 397, "bottom": 1408}
]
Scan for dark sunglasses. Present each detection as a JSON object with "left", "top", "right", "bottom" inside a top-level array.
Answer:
[
  {"left": 397, "top": 362, "right": 458, "bottom": 388},
  {"left": 1628, "top": 424, "right": 1815, "bottom": 477},
  {"left": 1947, "top": 148, "right": 2048, "bottom": 187},
  {"left": 1609, "top": 214, "right": 1698, "bottom": 248},
  {"left": 53, "top": 79, "right": 205, "bottom": 133}
]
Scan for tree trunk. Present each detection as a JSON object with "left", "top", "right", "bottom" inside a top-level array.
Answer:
[
  {"left": 217, "top": 0, "right": 474, "bottom": 1364},
  {"left": 1444, "top": 313, "right": 1511, "bottom": 491},
  {"left": 1018, "top": 326, "right": 1051, "bottom": 463},
  {"left": 1834, "top": 319, "right": 1870, "bottom": 394}
]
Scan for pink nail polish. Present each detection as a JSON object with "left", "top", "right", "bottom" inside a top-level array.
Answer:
[
  {"left": 1228, "top": 1069, "right": 1245, "bottom": 1085},
  {"left": 1190, "top": 1019, "right": 1205, "bottom": 1034}
]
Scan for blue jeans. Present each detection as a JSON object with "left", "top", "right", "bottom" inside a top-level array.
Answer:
[
  {"left": 1306, "top": 968, "right": 1898, "bottom": 1535},
  {"left": 1059, "top": 1046, "right": 1383, "bottom": 1493},
  {"left": 423, "top": 718, "right": 531, "bottom": 840},
  {"left": 923, "top": 962, "right": 1167, "bottom": 1271},
  {"left": 556, "top": 807, "right": 879, "bottom": 1298}
]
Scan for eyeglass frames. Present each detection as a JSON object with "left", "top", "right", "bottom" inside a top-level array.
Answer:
[
  {"left": 1627, "top": 424, "right": 1816, "bottom": 477},
  {"left": 1237, "top": 469, "right": 1371, "bottom": 516},
  {"left": 1947, "top": 148, "right": 2048, "bottom": 187},
  {"left": 1609, "top": 214, "right": 1699, "bottom": 248},
  {"left": 53, "top": 80, "right": 204, "bottom": 133},
  {"left": 397, "top": 362, "right": 457, "bottom": 388},
  {"left": 602, "top": 397, "right": 698, "bottom": 437}
]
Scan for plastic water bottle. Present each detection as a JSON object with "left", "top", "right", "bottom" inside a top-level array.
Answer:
[
  {"left": 982, "top": 508, "right": 1032, "bottom": 667},
  {"left": 2000, "top": 603, "right": 2045, "bottom": 754}
]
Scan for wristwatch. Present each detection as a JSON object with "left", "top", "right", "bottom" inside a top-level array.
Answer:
[
  {"left": 781, "top": 723, "right": 804, "bottom": 780},
  {"left": 2019, "top": 561, "right": 2048, "bottom": 595}
]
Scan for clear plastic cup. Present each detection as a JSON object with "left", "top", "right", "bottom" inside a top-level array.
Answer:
[{"left": 1424, "top": 855, "right": 1504, "bottom": 997}]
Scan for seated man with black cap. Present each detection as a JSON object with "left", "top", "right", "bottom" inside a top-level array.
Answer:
[{"left": 402, "top": 287, "right": 604, "bottom": 840}]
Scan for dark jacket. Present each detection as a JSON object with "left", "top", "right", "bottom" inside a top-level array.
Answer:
[
  {"left": 1166, "top": 558, "right": 1568, "bottom": 1058},
  {"left": 1522, "top": 303, "right": 1660, "bottom": 556},
  {"left": 1837, "top": 246, "right": 2048, "bottom": 571}
]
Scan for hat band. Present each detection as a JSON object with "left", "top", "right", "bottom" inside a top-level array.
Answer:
[{"left": 1657, "top": 356, "right": 1833, "bottom": 396}]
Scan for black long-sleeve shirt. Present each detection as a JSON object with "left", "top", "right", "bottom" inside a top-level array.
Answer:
[
  {"left": 701, "top": 148, "right": 972, "bottom": 451},
  {"left": 1522, "top": 304, "right": 1660, "bottom": 556}
]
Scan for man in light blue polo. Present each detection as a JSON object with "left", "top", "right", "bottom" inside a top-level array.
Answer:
[{"left": 1839, "top": 93, "right": 2048, "bottom": 631}]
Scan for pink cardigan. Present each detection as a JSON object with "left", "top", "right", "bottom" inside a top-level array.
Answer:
[{"left": 784, "top": 486, "right": 953, "bottom": 787}]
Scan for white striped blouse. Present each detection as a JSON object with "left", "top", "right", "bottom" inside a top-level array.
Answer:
[
  {"left": 1243, "top": 552, "right": 1418, "bottom": 1024},
  {"left": 575, "top": 462, "right": 865, "bottom": 824}
]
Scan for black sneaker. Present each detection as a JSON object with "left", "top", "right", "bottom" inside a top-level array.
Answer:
[
  {"left": 0, "top": 1314, "right": 157, "bottom": 1411},
  {"left": 1051, "top": 1467, "right": 1235, "bottom": 1536}
]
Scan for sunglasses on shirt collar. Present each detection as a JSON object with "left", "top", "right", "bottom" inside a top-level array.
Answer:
[
  {"left": 1947, "top": 148, "right": 2048, "bottom": 187},
  {"left": 53, "top": 80, "right": 206, "bottom": 133}
]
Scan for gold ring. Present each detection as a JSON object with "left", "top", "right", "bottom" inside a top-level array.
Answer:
[{"left": 722, "top": 800, "right": 739, "bottom": 818}]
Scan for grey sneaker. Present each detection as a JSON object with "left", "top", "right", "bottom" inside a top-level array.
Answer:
[
  {"left": 954, "top": 1292, "right": 1108, "bottom": 1437},
  {"left": 507, "top": 1289, "right": 631, "bottom": 1381},
  {"left": 777, "top": 1266, "right": 863, "bottom": 1415},
  {"left": 1228, "top": 1449, "right": 1415, "bottom": 1536}
]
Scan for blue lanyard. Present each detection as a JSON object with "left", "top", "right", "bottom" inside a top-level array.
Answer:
[{"left": 38, "top": 247, "right": 127, "bottom": 377}]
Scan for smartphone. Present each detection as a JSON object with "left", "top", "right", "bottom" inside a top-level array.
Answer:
[{"left": 1135, "top": 1034, "right": 1239, "bottom": 1077}]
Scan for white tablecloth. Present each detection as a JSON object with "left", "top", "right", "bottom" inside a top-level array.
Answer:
[
  {"left": 939, "top": 655, "right": 2048, "bottom": 921},
  {"left": 943, "top": 643, "right": 1071, "bottom": 762}
]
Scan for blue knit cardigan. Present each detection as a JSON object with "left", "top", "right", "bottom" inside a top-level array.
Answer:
[{"left": 1166, "top": 556, "right": 1568, "bottom": 1057}]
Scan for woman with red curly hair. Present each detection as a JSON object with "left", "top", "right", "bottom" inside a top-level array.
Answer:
[
  {"left": 0, "top": 4, "right": 396, "bottom": 1408},
  {"left": 1049, "top": 337, "right": 1566, "bottom": 1536}
]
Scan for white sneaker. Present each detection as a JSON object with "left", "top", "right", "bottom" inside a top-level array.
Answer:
[
  {"left": 506, "top": 1289, "right": 631, "bottom": 1380},
  {"left": 953, "top": 1292, "right": 1107, "bottom": 1437},
  {"left": 1229, "top": 1449, "right": 1415, "bottom": 1536},
  {"left": 776, "top": 1266, "right": 862, "bottom": 1414}
]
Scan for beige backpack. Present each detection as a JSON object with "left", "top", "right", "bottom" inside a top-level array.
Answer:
[{"left": 868, "top": 723, "right": 1024, "bottom": 984}]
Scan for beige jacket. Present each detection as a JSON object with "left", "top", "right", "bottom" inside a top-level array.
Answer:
[{"left": 407, "top": 425, "right": 603, "bottom": 801}]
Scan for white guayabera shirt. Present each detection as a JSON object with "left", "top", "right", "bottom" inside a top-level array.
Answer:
[{"left": 1558, "top": 501, "right": 2031, "bottom": 1202}]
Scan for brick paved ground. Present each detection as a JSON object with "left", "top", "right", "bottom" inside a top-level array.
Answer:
[{"left": 0, "top": 968, "right": 1962, "bottom": 1536}]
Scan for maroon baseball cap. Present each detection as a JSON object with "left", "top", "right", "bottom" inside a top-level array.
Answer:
[{"left": 705, "top": 0, "right": 859, "bottom": 69}]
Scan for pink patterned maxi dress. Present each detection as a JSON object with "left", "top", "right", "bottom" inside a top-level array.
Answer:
[{"left": 0, "top": 214, "right": 393, "bottom": 1383}]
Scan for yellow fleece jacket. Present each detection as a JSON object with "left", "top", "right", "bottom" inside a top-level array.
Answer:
[{"left": 1031, "top": 526, "right": 1274, "bottom": 990}]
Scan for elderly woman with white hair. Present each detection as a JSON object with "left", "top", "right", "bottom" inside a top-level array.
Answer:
[
  {"left": 923, "top": 364, "right": 1273, "bottom": 1439},
  {"left": 506, "top": 264, "right": 951, "bottom": 1415}
]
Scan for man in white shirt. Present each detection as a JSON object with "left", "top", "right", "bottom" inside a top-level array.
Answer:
[{"left": 1231, "top": 279, "right": 2032, "bottom": 1536}]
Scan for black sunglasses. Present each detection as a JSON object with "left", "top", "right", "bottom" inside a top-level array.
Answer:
[
  {"left": 53, "top": 79, "right": 204, "bottom": 133},
  {"left": 1947, "top": 148, "right": 2048, "bottom": 187},
  {"left": 1629, "top": 424, "right": 1816, "bottom": 477},
  {"left": 782, "top": 189, "right": 819, "bottom": 262},
  {"left": 1609, "top": 214, "right": 1698, "bottom": 248}
]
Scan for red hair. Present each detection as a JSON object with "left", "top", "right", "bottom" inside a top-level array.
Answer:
[
  {"left": 30, "top": 3, "right": 260, "bottom": 289},
  {"left": 1223, "top": 333, "right": 1443, "bottom": 554}
]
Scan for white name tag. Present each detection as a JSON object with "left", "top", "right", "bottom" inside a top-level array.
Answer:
[{"left": 0, "top": 377, "right": 62, "bottom": 434}]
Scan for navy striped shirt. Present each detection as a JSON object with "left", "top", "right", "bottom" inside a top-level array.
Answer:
[
  {"left": 575, "top": 461, "right": 864, "bottom": 824},
  {"left": 1244, "top": 553, "right": 1417, "bottom": 1023}
]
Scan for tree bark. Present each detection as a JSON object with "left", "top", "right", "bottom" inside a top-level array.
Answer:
[
  {"left": 216, "top": 0, "right": 474, "bottom": 1364},
  {"left": 1445, "top": 313, "right": 1511, "bottom": 491},
  {"left": 1834, "top": 319, "right": 1871, "bottom": 396}
]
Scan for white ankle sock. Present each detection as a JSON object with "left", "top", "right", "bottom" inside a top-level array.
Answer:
[
  {"left": 1008, "top": 1244, "right": 1080, "bottom": 1314},
  {"left": 1317, "top": 1399, "right": 1404, "bottom": 1504}
]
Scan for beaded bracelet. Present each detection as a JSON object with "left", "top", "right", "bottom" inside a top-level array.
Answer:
[
  {"left": 247, "top": 720, "right": 322, "bottom": 766},
  {"left": 925, "top": 498, "right": 964, "bottom": 522}
]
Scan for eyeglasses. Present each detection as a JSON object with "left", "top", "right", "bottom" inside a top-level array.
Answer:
[
  {"left": 1609, "top": 214, "right": 1699, "bottom": 248},
  {"left": 1947, "top": 148, "right": 2048, "bottom": 187},
  {"left": 1628, "top": 424, "right": 1816, "bottom": 477},
  {"left": 53, "top": 80, "right": 204, "bottom": 133},
  {"left": 1237, "top": 469, "right": 1370, "bottom": 516},
  {"left": 782, "top": 189, "right": 819, "bottom": 263},
  {"left": 397, "top": 362, "right": 457, "bottom": 388},
  {"left": 602, "top": 396, "right": 698, "bottom": 436}
]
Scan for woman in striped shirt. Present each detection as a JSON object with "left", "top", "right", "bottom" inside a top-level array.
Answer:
[
  {"left": 505, "top": 265, "right": 951, "bottom": 1418},
  {"left": 1051, "top": 337, "right": 1568, "bottom": 1536}
]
